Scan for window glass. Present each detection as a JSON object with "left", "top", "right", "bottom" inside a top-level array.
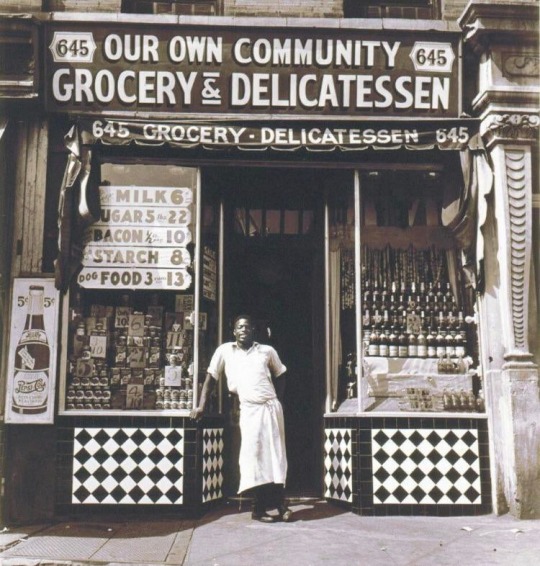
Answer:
[
  {"left": 357, "top": 167, "right": 483, "bottom": 414},
  {"left": 63, "top": 162, "right": 200, "bottom": 413}
]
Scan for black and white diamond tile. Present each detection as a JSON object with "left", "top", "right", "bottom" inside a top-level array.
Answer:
[
  {"left": 202, "top": 428, "right": 224, "bottom": 503},
  {"left": 372, "top": 428, "right": 481, "bottom": 505},
  {"left": 324, "top": 428, "right": 353, "bottom": 502},
  {"left": 72, "top": 428, "right": 184, "bottom": 504}
]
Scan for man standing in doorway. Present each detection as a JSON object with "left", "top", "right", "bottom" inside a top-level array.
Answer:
[{"left": 190, "top": 315, "right": 292, "bottom": 523}]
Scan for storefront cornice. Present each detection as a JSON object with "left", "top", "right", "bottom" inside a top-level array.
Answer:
[
  {"left": 35, "top": 12, "right": 459, "bottom": 33},
  {"left": 459, "top": 1, "right": 539, "bottom": 55},
  {"left": 65, "top": 112, "right": 478, "bottom": 123},
  {"left": 472, "top": 87, "right": 540, "bottom": 116}
]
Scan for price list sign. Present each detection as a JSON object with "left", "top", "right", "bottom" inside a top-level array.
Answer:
[{"left": 79, "top": 186, "right": 194, "bottom": 290}]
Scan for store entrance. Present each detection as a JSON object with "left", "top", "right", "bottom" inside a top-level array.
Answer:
[{"left": 211, "top": 167, "right": 326, "bottom": 497}]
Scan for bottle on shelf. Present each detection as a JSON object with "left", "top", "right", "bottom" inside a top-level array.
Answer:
[
  {"left": 456, "top": 311, "right": 465, "bottom": 331},
  {"left": 382, "top": 310, "right": 391, "bottom": 331},
  {"left": 427, "top": 327, "right": 437, "bottom": 358},
  {"left": 388, "top": 326, "right": 398, "bottom": 358},
  {"left": 445, "top": 282, "right": 455, "bottom": 306},
  {"left": 454, "top": 329, "right": 466, "bottom": 358},
  {"left": 372, "top": 282, "right": 380, "bottom": 311},
  {"left": 476, "top": 389, "right": 485, "bottom": 412},
  {"left": 379, "top": 327, "right": 389, "bottom": 357},
  {"left": 407, "top": 332, "right": 418, "bottom": 358},
  {"left": 435, "top": 281, "right": 444, "bottom": 311},
  {"left": 362, "top": 308, "right": 371, "bottom": 331},
  {"left": 436, "top": 327, "right": 446, "bottom": 359},
  {"left": 368, "top": 327, "right": 379, "bottom": 357},
  {"left": 437, "top": 311, "right": 446, "bottom": 332},
  {"left": 445, "top": 329, "right": 455, "bottom": 358},
  {"left": 381, "top": 284, "right": 389, "bottom": 312},
  {"left": 427, "top": 282, "right": 436, "bottom": 309},
  {"left": 398, "top": 328, "right": 408, "bottom": 358},
  {"left": 417, "top": 328, "right": 427, "bottom": 358}
]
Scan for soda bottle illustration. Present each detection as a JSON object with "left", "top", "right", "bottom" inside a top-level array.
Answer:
[{"left": 12, "top": 285, "right": 50, "bottom": 414}]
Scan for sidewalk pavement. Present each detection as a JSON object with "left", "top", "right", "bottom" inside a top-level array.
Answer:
[{"left": 0, "top": 499, "right": 539, "bottom": 566}]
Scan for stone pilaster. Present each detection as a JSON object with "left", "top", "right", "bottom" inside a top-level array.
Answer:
[{"left": 460, "top": 2, "right": 540, "bottom": 519}]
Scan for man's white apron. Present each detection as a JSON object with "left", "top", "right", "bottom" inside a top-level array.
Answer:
[{"left": 238, "top": 397, "right": 287, "bottom": 493}]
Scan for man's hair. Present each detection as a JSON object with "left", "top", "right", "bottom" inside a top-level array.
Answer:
[{"left": 233, "top": 314, "right": 253, "bottom": 328}]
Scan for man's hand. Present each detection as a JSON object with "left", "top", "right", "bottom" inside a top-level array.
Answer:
[{"left": 190, "top": 406, "right": 204, "bottom": 421}]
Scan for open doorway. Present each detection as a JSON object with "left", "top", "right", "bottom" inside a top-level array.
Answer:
[{"left": 205, "top": 167, "right": 326, "bottom": 497}]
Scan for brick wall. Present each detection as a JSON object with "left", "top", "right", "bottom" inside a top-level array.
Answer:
[
  {"left": 223, "top": 0, "right": 343, "bottom": 18},
  {"left": 441, "top": 0, "right": 469, "bottom": 21},
  {"left": 0, "top": 0, "right": 42, "bottom": 12},
  {"left": 44, "top": 0, "right": 121, "bottom": 10}
]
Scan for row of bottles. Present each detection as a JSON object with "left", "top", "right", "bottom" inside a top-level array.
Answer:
[
  {"left": 364, "top": 325, "right": 466, "bottom": 360},
  {"left": 361, "top": 244, "right": 450, "bottom": 297},
  {"left": 362, "top": 280, "right": 459, "bottom": 319}
]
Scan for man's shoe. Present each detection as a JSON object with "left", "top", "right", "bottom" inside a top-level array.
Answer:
[
  {"left": 252, "top": 512, "right": 276, "bottom": 523},
  {"left": 278, "top": 507, "right": 293, "bottom": 522}
]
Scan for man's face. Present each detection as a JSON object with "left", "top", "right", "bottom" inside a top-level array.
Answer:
[{"left": 233, "top": 318, "right": 254, "bottom": 346}]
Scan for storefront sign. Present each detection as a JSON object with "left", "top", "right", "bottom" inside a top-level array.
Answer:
[
  {"left": 80, "top": 185, "right": 194, "bottom": 290},
  {"left": 77, "top": 267, "right": 191, "bottom": 290},
  {"left": 82, "top": 244, "right": 190, "bottom": 268},
  {"left": 203, "top": 246, "right": 217, "bottom": 302},
  {"left": 83, "top": 225, "right": 192, "bottom": 246},
  {"left": 79, "top": 117, "right": 479, "bottom": 151},
  {"left": 4, "top": 279, "right": 60, "bottom": 424},
  {"left": 45, "top": 23, "right": 461, "bottom": 117}
]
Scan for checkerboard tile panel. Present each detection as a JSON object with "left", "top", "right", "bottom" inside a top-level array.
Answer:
[
  {"left": 72, "top": 428, "right": 184, "bottom": 504},
  {"left": 202, "top": 428, "right": 224, "bottom": 503},
  {"left": 324, "top": 428, "right": 353, "bottom": 502},
  {"left": 372, "top": 428, "right": 481, "bottom": 505}
]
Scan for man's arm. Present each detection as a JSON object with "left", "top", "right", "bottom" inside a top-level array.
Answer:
[
  {"left": 189, "top": 372, "right": 215, "bottom": 421},
  {"left": 272, "top": 372, "right": 286, "bottom": 404}
]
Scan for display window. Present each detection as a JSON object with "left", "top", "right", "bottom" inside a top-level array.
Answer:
[
  {"left": 327, "top": 163, "right": 484, "bottom": 415},
  {"left": 58, "top": 161, "right": 222, "bottom": 415}
]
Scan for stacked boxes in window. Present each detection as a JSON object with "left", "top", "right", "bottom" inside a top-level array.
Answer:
[{"left": 66, "top": 304, "right": 113, "bottom": 410}]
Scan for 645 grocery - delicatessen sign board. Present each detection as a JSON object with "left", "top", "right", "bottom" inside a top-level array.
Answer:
[{"left": 45, "top": 21, "right": 462, "bottom": 117}]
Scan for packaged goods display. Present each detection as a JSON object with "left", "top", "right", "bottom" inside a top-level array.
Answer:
[{"left": 65, "top": 292, "right": 195, "bottom": 412}]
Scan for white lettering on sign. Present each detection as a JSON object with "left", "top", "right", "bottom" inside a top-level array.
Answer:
[
  {"left": 232, "top": 38, "right": 401, "bottom": 68},
  {"left": 47, "top": 28, "right": 460, "bottom": 116},
  {"left": 168, "top": 35, "right": 223, "bottom": 64},
  {"left": 98, "top": 206, "right": 191, "bottom": 226},
  {"left": 230, "top": 73, "right": 450, "bottom": 110},
  {"left": 52, "top": 68, "right": 198, "bottom": 105},
  {"left": 99, "top": 186, "right": 193, "bottom": 207},
  {"left": 103, "top": 34, "right": 160, "bottom": 63},
  {"left": 82, "top": 245, "right": 191, "bottom": 268},
  {"left": 77, "top": 268, "right": 192, "bottom": 290},
  {"left": 84, "top": 118, "right": 475, "bottom": 150},
  {"left": 83, "top": 226, "right": 192, "bottom": 247}
]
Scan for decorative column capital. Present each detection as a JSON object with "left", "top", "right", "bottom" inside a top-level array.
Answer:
[{"left": 481, "top": 112, "right": 540, "bottom": 149}]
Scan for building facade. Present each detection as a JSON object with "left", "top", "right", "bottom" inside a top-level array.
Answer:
[{"left": 0, "top": 0, "right": 538, "bottom": 525}]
